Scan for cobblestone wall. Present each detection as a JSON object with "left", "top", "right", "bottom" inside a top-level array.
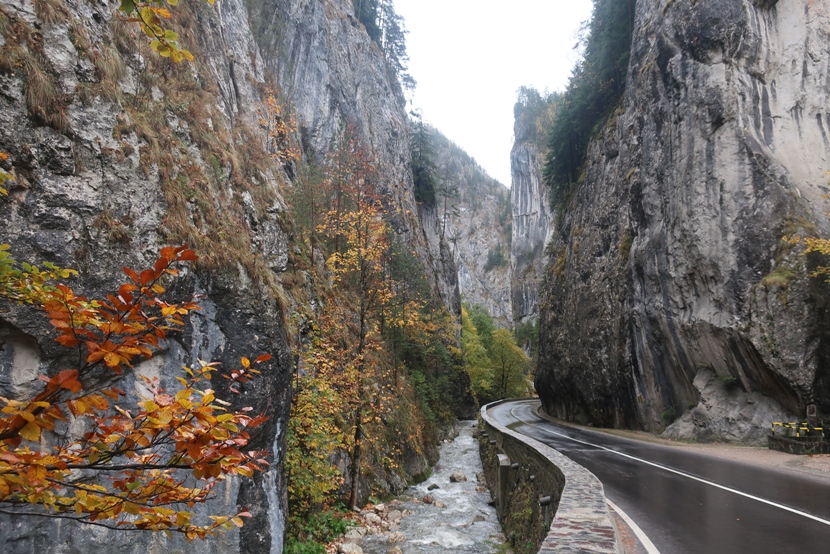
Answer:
[{"left": 479, "top": 402, "right": 622, "bottom": 553}]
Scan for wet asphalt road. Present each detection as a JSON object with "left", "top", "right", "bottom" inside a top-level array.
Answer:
[{"left": 489, "top": 400, "right": 830, "bottom": 554}]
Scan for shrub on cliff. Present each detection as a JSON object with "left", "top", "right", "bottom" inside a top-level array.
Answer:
[
  {"left": 543, "top": 0, "right": 636, "bottom": 208},
  {"left": 0, "top": 242, "right": 271, "bottom": 539}
]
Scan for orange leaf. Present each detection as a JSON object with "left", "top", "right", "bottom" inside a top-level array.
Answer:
[
  {"left": 53, "top": 369, "right": 79, "bottom": 387},
  {"left": 19, "top": 421, "right": 41, "bottom": 442},
  {"left": 118, "top": 284, "right": 136, "bottom": 303},
  {"left": 104, "top": 352, "right": 121, "bottom": 368},
  {"left": 254, "top": 354, "right": 272, "bottom": 364},
  {"left": 55, "top": 335, "right": 80, "bottom": 348},
  {"left": 61, "top": 378, "right": 82, "bottom": 394},
  {"left": 123, "top": 267, "right": 139, "bottom": 283},
  {"left": 178, "top": 249, "right": 198, "bottom": 262},
  {"left": 139, "top": 269, "right": 155, "bottom": 286},
  {"left": 187, "top": 443, "right": 201, "bottom": 461}
]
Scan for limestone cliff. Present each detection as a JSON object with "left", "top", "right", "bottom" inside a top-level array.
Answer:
[
  {"left": 510, "top": 101, "right": 553, "bottom": 326},
  {"left": 429, "top": 127, "right": 511, "bottom": 324},
  {"left": 536, "top": 0, "right": 830, "bottom": 444},
  {"left": 0, "top": 0, "right": 459, "bottom": 551},
  {"left": 248, "top": 0, "right": 460, "bottom": 314}
]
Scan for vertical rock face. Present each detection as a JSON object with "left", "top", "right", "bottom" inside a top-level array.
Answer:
[
  {"left": 536, "top": 0, "right": 830, "bottom": 442},
  {"left": 248, "top": 0, "right": 460, "bottom": 314},
  {"left": 430, "top": 128, "right": 511, "bottom": 324},
  {"left": 510, "top": 137, "right": 552, "bottom": 326},
  {"left": 0, "top": 0, "right": 458, "bottom": 551},
  {"left": 0, "top": 0, "right": 294, "bottom": 550}
]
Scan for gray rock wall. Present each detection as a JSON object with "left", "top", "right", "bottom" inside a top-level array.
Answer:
[
  {"left": 0, "top": 0, "right": 459, "bottom": 551},
  {"left": 536, "top": 0, "right": 830, "bottom": 441},
  {"left": 510, "top": 140, "right": 552, "bottom": 325},
  {"left": 248, "top": 0, "right": 460, "bottom": 315},
  {"left": 432, "top": 128, "right": 511, "bottom": 324},
  {"left": 0, "top": 0, "right": 293, "bottom": 551}
]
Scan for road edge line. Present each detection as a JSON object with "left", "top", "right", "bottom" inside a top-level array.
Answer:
[{"left": 606, "top": 499, "right": 661, "bottom": 554}]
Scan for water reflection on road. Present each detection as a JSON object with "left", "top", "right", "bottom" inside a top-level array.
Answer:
[{"left": 360, "top": 421, "right": 508, "bottom": 554}]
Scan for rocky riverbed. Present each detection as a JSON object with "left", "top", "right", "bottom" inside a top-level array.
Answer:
[{"left": 331, "top": 421, "right": 508, "bottom": 554}]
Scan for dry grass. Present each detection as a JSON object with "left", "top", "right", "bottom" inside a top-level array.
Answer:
[
  {"left": 34, "top": 0, "right": 70, "bottom": 26},
  {"left": 93, "top": 209, "right": 133, "bottom": 244},
  {"left": 0, "top": 11, "right": 68, "bottom": 132},
  {"left": 110, "top": 16, "right": 138, "bottom": 56},
  {"left": 23, "top": 53, "right": 69, "bottom": 132}
]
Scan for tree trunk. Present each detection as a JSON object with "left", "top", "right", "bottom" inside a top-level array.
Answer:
[{"left": 348, "top": 408, "right": 363, "bottom": 510}]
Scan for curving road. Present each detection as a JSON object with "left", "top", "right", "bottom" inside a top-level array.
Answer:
[{"left": 489, "top": 399, "right": 830, "bottom": 554}]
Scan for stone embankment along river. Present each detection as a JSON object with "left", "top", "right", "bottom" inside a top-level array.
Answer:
[
  {"left": 480, "top": 401, "right": 623, "bottom": 553},
  {"left": 333, "top": 420, "right": 507, "bottom": 554}
]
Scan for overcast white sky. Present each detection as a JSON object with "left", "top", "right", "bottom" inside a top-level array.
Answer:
[{"left": 394, "top": 0, "right": 594, "bottom": 186}]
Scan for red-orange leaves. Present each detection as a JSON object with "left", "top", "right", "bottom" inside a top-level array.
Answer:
[
  {"left": 53, "top": 370, "right": 82, "bottom": 394},
  {"left": 0, "top": 245, "right": 270, "bottom": 539}
]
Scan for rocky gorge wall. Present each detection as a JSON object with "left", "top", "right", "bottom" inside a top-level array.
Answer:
[
  {"left": 248, "top": 0, "right": 460, "bottom": 315},
  {"left": 0, "top": 0, "right": 460, "bottom": 551},
  {"left": 536, "top": 0, "right": 830, "bottom": 443},
  {"left": 433, "top": 128, "right": 512, "bottom": 324},
  {"left": 510, "top": 134, "right": 552, "bottom": 326}
]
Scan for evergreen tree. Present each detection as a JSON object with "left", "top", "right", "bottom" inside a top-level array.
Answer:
[
  {"left": 543, "top": 0, "right": 636, "bottom": 208},
  {"left": 410, "top": 112, "right": 438, "bottom": 207},
  {"left": 353, "top": 0, "right": 382, "bottom": 42}
]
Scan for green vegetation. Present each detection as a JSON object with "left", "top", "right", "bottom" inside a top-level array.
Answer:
[
  {"left": 513, "top": 318, "right": 539, "bottom": 361},
  {"left": 619, "top": 231, "right": 633, "bottom": 259},
  {"left": 514, "top": 86, "right": 560, "bottom": 147},
  {"left": 410, "top": 112, "right": 438, "bottom": 207},
  {"left": 761, "top": 265, "right": 797, "bottom": 288},
  {"left": 717, "top": 374, "right": 739, "bottom": 388},
  {"left": 484, "top": 244, "right": 508, "bottom": 272},
  {"left": 285, "top": 509, "right": 349, "bottom": 554},
  {"left": 660, "top": 406, "right": 678, "bottom": 425},
  {"left": 462, "top": 304, "right": 532, "bottom": 405},
  {"left": 352, "top": 0, "right": 414, "bottom": 91},
  {"left": 542, "top": 0, "right": 636, "bottom": 208}
]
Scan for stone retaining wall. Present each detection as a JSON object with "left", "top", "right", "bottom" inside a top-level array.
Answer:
[
  {"left": 768, "top": 435, "right": 830, "bottom": 455},
  {"left": 479, "top": 402, "right": 622, "bottom": 553}
]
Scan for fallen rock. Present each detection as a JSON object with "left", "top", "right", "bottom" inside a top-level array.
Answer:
[
  {"left": 388, "top": 548, "right": 402, "bottom": 554},
  {"left": 450, "top": 471, "right": 467, "bottom": 483},
  {"left": 374, "top": 503, "right": 386, "bottom": 513},
  {"left": 364, "top": 512, "right": 382, "bottom": 525},
  {"left": 339, "top": 543, "right": 363, "bottom": 554},
  {"left": 422, "top": 494, "right": 434, "bottom": 504},
  {"left": 427, "top": 483, "right": 440, "bottom": 491},
  {"left": 344, "top": 528, "right": 366, "bottom": 540},
  {"left": 387, "top": 531, "right": 405, "bottom": 543},
  {"left": 387, "top": 509, "right": 403, "bottom": 523},
  {"left": 434, "top": 500, "right": 447, "bottom": 508},
  {"left": 473, "top": 515, "right": 486, "bottom": 523}
]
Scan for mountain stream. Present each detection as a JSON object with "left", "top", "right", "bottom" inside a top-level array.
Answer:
[{"left": 350, "top": 420, "right": 508, "bottom": 553}]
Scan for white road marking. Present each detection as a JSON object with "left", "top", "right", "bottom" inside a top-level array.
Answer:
[
  {"left": 505, "top": 401, "right": 830, "bottom": 528},
  {"left": 606, "top": 498, "right": 661, "bottom": 554}
]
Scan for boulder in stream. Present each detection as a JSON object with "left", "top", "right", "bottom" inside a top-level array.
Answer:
[{"left": 450, "top": 471, "right": 468, "bottom": 482}]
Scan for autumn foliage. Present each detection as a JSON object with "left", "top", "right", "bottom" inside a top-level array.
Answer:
[
  {"left": 0, "top": 244, "right": 270, "bottom": 540},
  {"left": 117, "top": 0, "right": 210, "bottom": 63},
  {"left": 284, "top": 132, "right": 467, "bottom": 541}
]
